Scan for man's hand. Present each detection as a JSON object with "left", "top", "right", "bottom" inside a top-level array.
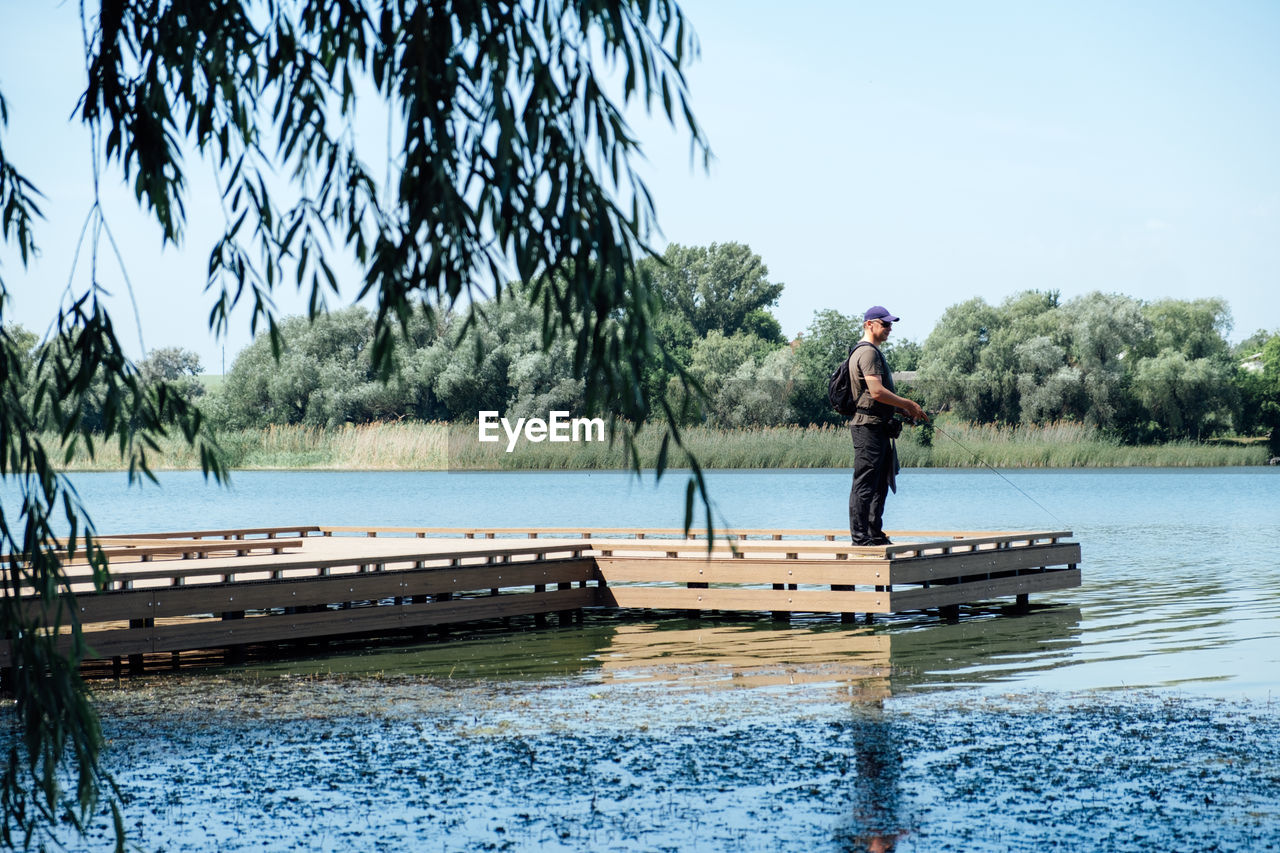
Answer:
[
  {"left": 901, "top": 400, "right": 928, "bottom": 423},
  {"left": 865, "top": 374, "right": 928, "bottom": 423}
]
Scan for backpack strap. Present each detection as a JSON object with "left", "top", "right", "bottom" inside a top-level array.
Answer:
[{"left": 849, "top": 341, "right": 893, "bottom": 417}]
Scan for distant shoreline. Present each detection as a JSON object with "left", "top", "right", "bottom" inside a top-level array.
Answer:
[{"left": 50, "top": 420, "right": 1271, "bottom": 471}]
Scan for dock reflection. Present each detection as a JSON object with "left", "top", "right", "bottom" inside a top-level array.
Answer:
[
  {"left": 231, "top": 606, "right": 1082, "bottom": 699},
  {"left": 587, "top": 607, "right": 1082, "bottom": 698},
  {"left": 592, "top": 623, "right": 892, "bottom": 697}
]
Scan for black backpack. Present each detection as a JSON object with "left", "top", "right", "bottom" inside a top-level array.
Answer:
[{"left": 827, "top": 341, "right": 879, "bottom": 417}]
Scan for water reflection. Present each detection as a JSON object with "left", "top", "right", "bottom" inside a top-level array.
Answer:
[
  {"left": 885, "top": 606, "right": 1083, "bottom": 691},
  {"left": 593, "top": 623, "right": 891, "bottom": 697},
  {"left": 836, "top": 703, "right": 909, "bottom": 852},
  {"left": 228, "top": 606, "right": 1083, "bottom": 698}
]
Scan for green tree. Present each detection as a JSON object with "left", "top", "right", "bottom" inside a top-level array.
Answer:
[
  {"left": 713, "top": 347, "right": 797, "bottom": 427},
  {"left": 917, "top": 290, "right": 1242, "bottom": 441},
  {"left": 0, "top": 0, "right": 708, "bottom": 845},
  {"left": 1056, "top": 292, "right": 1149, "bottom": 431},
  {"left": 639, "top": 307, "right": 698, "bottom": 416},
  {"left": 0, "top": 325, "right": 37, "bottom": 379},
  {"left": 1131, "top": 350, "right": 1233, "bottom": 440},
  {"left": 790, "top": 309, "right": 862, "bottom": 425},
  {"left": 1138, "top": 297, "right": 1231, "bottom": 361},
  {"left": 424, "top": 284, "right": 586, "bottom": 420},
  {"left": 667, "top": 330, "right": 767, "bottom": 423},
  {"left": 1124, "top": 298, "right": 1236, "bottom": 440},
  {"left": 0, "top": 302, "right": 216, "bottom": 851},
  {"left": 137, "top": 347, "right": 201, "bottom": 382},
  {"left": 1015, "top": 336, "right": 1085, "bottom": 424},
  {"left": 916, "top": 296, "right": 1013, "bottom": 422},
  {"left": 647, "top": 243, "right": 785, "bottom": 340},
  {"left": 217, "top": 307, "right": 430, "bottom": 428},
  {"left": 680, "top": 331, "right": 787, "bottom": 426},
  {"left": 1264, "top": 336, "right": 1280, "bottom": 455},
  {"left": 888, "top": 339, "right": 923, "bottom": 372},
  {"left": 974, "top": 290, "right": 1063, "bottom": 424},
  {"left": 1233, "top": 332, "right": 1280, "bottom": 454},
  {"left": 138, "top": 346, "right": 205, "bottom": 408}
]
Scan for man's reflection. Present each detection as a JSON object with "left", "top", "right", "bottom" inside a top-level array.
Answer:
[{"left": 839, "top": 701, "right": 909, "bottom": 852}]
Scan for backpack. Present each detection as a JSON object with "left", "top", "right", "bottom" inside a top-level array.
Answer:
[
  {"left": 827, "top": 343, "right": 867, "bottom": 417},
  {"left": 828, "top": 341, "right": 886, "bottom": 418}
]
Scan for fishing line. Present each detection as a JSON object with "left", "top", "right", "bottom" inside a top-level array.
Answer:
[{"left": 922, "top": 419, "right": 1070, "bottom": 529}]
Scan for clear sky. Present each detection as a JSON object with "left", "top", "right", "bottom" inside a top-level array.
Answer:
[{"left": 2, "top": 0, "right": 1278, "bottom": 371}]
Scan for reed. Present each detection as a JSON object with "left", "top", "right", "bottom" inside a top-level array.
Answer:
[{"left": 48, "top": 418, "right": 1269, "bottom": 471}]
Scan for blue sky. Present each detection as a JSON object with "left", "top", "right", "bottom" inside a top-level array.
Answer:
[{"left": 2, "top": 1, "right": 1277, "bottom": 370}]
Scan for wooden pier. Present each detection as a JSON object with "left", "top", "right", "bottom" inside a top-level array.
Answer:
[{"left": 1, "top": 525, "right": 1081, "bottom": 672}]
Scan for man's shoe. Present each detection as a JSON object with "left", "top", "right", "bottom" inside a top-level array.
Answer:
[
  {"left": 870, "top": 535, "right": 893, "bottom": 545},
  {"left": 851, "top": 537, "right": 874, "bottom": 546}
]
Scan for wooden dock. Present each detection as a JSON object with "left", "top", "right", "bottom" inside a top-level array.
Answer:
[{"left": 1, "top": 525, "right": 1081, "bottom": 672}]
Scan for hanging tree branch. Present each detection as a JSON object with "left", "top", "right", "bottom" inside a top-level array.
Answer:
[{"left": 1, "top": 1, "right": 712, "bottom": 846}]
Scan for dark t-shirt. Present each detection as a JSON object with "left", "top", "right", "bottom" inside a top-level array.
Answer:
[{"left": 850, "top": 343, "right": 895, "bottom": 426}]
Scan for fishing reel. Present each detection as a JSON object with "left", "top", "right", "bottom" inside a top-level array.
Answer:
[{"left": 892, "top": 412, "right": 931, "bottom": 428}]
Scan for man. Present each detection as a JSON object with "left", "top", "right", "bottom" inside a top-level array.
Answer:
[{"left": 849, "top": 306, "right": 928, "bottom": 546}]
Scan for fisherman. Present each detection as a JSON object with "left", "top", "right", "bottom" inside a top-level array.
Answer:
[{"left": 849, "top": 306, "right": 928, "bottom": 546}]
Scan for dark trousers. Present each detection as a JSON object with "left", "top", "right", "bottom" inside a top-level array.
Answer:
[{"left": 850, "top": 423, "right": 892, "bottom": 544}]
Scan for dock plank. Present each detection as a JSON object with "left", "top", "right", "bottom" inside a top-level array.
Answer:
[
  {"left": 889, "top": 568, "right": 1083, "bottom": 610},
  {"left": 601, "top": 586, "right": 891, "bottom": 613},
  {"left": 594, "top": 556, "right": 890, "bottom": 586}
]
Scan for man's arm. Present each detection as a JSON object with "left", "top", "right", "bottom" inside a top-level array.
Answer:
[{"left": 864, "top": 374, "right": 928, "bottom": 422}]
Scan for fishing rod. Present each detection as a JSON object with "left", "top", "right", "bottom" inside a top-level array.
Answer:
[{"left": 898, "top": 415, "right": 1070, "bottom": 529}]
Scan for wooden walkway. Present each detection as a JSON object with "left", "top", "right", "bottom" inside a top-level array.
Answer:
[{"left": 1, "top": 525, "right": 1081, "bottom": 671}]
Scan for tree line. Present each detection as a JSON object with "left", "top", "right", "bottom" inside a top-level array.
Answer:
[
  {"left": 916, "top": 291, "right": 1279, "bottom": 445},
  {"left": 7, "top": 242, "right": 1278, "bottom": 450}
]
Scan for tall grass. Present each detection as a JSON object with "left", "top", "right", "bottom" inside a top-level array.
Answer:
[
  {"left": 50, "top": 418, "right": 1270, "bottom": 471},
  {"left": 902, "top": 420, "right": 1267, "bottom": 468}
]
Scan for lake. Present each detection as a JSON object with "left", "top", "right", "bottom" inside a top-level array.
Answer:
[{"left": 11, "top": 467, "right": 1280, "bottom": 850}]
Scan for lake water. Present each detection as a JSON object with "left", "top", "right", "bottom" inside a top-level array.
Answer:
[{"left": 11, "top": 467, "right": 1280, "bottom": 850}]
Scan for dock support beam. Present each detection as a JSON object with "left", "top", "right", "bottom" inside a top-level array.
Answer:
[
  {"left": 534, "top": 585, "right": 547, "bottom": 627},
  {"left": 128, "top": 618, "right": 153, "bottom": 674}
]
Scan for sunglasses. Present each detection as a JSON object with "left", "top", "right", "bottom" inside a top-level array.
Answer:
[{"left": 875, "top": 319, "right": 893, "bottom": 329}]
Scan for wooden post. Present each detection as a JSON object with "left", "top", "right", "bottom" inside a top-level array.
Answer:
[
  {"left": 832, "top": 584, "right": 855, "bottom": 623},
  {"left": 558, "top": 581, "right": 575, "bottom": 624},
  {"left": 220, "top": 610, "right": 246, "bottom": 664},
  {"left": 128, "top": 617, "right": 153, "bottom": 674},
  {"left": 772, "top": 583, "right": 788, "bottom": 622}
]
